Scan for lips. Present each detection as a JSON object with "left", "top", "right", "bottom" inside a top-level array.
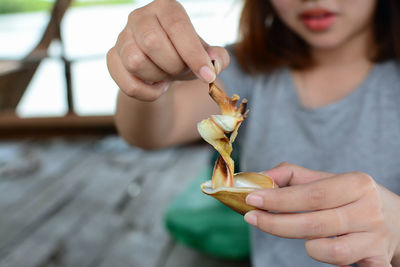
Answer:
[{"left": 300, "top": 8, "right": 336, "bottom": 32}]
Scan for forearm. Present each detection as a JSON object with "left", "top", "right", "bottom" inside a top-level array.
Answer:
[{"left": 115, "top": 87, "right": 175, "bottom": 149}]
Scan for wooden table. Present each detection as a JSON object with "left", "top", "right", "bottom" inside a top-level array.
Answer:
[{"left": 0, "top": 136, "right": 250, "bottom": 267}]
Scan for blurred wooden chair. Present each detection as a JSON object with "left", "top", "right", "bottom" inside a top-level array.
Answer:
[{"left": 0, "top": 0, "right": 115, "bottom": 138}]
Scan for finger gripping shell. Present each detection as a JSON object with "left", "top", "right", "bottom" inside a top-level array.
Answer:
[{"left": 201, "top": 172, "right": 277, "bottom": 215}]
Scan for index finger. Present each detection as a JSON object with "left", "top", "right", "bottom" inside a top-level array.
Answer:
[
  {"left": 247, "top": 172, "right": 375, "bottom": 212},
  {"left": 156, "top": 1, "right": 216, "bottom": 83},
  {"left": 262, "top": 162, "right": 333, "bottom": 187}
]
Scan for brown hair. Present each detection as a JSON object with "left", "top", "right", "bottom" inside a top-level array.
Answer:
[{"left": 235, "top": 0, "right": 400, "bottom": 74}]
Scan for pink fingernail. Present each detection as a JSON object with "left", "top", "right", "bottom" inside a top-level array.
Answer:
[
  {"left": 199, "top": 65, "right": 216, "bottom": 83},
  {"left": 244, "top": 211, "right": 258, "bottom": 226},
  {"left": 246, "top": 194, "right": 263, "bottom": 208}
]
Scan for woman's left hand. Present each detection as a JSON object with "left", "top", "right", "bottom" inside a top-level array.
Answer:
[{"left": 244, "top": 162, "right": 400, "bottom": 267}]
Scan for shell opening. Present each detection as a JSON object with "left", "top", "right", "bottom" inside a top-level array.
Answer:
[{"left": 200, "top": 177, "right": 264, "bottom": 194}]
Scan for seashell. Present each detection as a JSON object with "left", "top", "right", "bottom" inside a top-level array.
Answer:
[{"left": 201, "top": 172, "right": 277, "bottom": 215}]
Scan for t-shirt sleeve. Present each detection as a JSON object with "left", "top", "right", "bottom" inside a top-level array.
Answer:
[{"left": 218, "top": 44, "right": 254, "bottom": 102}]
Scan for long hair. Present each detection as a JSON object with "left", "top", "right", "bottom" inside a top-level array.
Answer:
[{"left": 235, "top": 0, "right": 400, "bottom": 74}]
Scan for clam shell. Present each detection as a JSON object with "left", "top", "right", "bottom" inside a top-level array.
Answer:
[{"left": 200, "top": 172, "right": 277, "bottom": 215}]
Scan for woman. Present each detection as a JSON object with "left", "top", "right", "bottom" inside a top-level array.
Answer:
[{"left": 107, "top": 0, "right": 400, "bottom": 266}]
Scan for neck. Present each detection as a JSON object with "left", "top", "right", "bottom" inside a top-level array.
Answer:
[
  {"left": 310, "top": 27, "right": 375, "bottom": 69},
  {"left": 292, "top": 25, "right": 377, "bottom": 109}
]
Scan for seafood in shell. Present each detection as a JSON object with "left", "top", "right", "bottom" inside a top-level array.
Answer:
[{"left": 198, "top": 83, "right": 277, "bottom": 215}]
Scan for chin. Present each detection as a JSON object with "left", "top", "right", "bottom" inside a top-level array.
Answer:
[{"left": 301, "top": 33, "right": 348, "bottom": 51}]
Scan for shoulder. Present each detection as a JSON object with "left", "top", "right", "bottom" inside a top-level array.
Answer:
[
  {"left": 392, "top": 60, "right": 400, "bottom": 76},
  {"left": 376, "top": 60, "right": 400, "bottom": 94},
  {"left": 371, "top": 59, "right": 400, "bottom": 103},
  {"left": 376, "top": 59, "right": 400, "bottom": 79}
]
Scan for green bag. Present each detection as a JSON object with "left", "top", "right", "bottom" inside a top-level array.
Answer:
[{"left": 164, "top": 147, "right": 250, "bottom": 259}]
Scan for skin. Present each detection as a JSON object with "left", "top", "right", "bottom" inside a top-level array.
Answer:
[
  {"left": 245, "top": 163, "right": 400, "bottom": 267},
  {"left": 107, "top": 0, "right": 228, "bottom": 149},
  {"left": 107, "top": 0, "right": 400, "bottom": 265},
  {"left": 271, "top": 0, "right": 377, "bottom": 50},
  {"left": 271, "top": 0, "right": 377, "bottom": 109}
]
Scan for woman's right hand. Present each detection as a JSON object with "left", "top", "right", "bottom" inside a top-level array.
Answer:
[{"left": 107, "top": 0, "right": 230, "bottom": 102}]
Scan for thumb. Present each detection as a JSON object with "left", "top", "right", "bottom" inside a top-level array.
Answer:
[
  {"left": 206, "top": 46, "right": 230, "bottom": 75},
  {"left": 261, "top": 162, "right": 333, "bottom": 187},
  {"left": 199, "top": 37, "right": 230, "bottom": 75},
  {"left": 173, "top": 45, "right": 229, "bottom": 82}
]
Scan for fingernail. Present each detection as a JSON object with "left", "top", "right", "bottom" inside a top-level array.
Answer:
[
  {"left": 199, "top": 65, "right": 216, "bottom": 83},
  {"left": 244, "top": 211, "right": 258, "bottom": 226},
  {"left": 246, "top": 194, "right": 263, "bottom": 208},
  {"left": 212, "top": 59, "right": 221, "bottom": 75}
]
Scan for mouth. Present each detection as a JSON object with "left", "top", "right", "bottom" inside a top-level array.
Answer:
[{"left": 300, "top": 8, "right": 336, "bottom": 32}]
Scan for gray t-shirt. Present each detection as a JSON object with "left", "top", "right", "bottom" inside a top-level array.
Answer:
[{"left": 219, "top": 49, "right": 400, "bottom": 267}]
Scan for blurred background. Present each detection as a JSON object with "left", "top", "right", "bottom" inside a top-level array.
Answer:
[
  {"left": 0, "top": 0, "right": 251, "bottom": 266},
  {"left": 0, "top": 0, "right": 239, "bottom": 118}
]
